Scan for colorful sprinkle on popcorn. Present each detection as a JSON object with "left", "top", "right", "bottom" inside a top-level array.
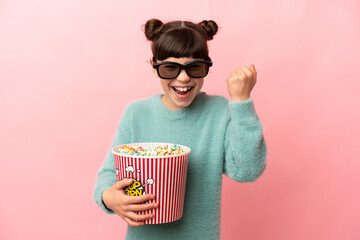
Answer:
[{"left": 116, "top": 144, "right": 185, "bottom": 156}]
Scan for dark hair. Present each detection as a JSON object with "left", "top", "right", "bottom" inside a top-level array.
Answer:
[{"left": 144, "top": 19, "right": 218, "bottom": 62}]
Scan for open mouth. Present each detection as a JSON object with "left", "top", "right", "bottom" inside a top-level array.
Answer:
[{"left": 171, "top": 86, "right": 194, "bottom": 99}]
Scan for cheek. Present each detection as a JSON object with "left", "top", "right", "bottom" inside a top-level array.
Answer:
[
  {"left": 196, "top": 79, "right": 204, "bottom": 89},
  {"left": 160, "top": 80, "right": 170, "bottom": 91}
]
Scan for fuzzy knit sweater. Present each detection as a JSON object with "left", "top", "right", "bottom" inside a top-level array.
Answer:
[{"left": 93, "top": 92, "right": 267, "bottom": 240}]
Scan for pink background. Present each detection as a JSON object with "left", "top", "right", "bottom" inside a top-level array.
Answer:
[{"left": 1, "top": 0, "right": 359, "bottom": 239}]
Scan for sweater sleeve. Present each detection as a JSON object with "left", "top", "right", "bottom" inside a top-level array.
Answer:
[
  {"left": 223, "top": 98, "right": 267, "bottom": 182},
  {"left": 93, "top": 105, "right": 133, "bottom": 214}
]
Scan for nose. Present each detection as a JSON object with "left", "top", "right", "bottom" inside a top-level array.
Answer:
[{"left": 176, "top": 69, "right": 190, "bottom": 82}]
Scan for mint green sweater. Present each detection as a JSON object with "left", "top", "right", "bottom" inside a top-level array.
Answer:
[{"left": 93, "top": 92, "right": 266, "bottom": 240}]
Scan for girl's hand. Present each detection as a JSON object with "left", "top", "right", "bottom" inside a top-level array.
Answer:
[
  {"left": 226, "top": 64, "right": 257, "bottom": 102},
  {"left": 102, "top": 178, "right": 158, "bottom": 227}
]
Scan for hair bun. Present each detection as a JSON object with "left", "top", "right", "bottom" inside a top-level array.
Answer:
[
  {"left": 198, "top": 20, "right": 218, "bottom": 40},
  {"left": 144, "top": 18, "right": 164, "bottom": 41}
]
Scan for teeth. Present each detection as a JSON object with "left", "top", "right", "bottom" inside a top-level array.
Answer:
[{"left": 174, "top": 87, "right": 191, "bottom": 91}]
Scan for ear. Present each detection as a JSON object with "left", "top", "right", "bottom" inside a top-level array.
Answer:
[{"left": 150, "top": 58, "right": 159, "bottom": 78}]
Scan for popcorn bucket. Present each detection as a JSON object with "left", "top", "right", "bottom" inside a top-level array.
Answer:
[{"left": 112, "top": 143, "right": 191, "bottom": 224}]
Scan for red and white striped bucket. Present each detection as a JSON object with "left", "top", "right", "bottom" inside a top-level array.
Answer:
[{"left": 112, "top": 143, "right": 190, "bottom": 224}]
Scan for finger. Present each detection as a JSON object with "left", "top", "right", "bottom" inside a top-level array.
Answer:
[
  {"left": 228, "top": 68, "right": 242, "bottom": 79},
  {"left": 127, "top": 194, "right": 155, "bottom": 204},
  {"left": 251, "top": 64, "right": 257, "bottom": 78},
  {"left": 124, "top": 216, "right": 144, "bottom": 227},
  {"left": 234, "top": 69, "right": 247, "bottom": 80},
  {"left": 226, "top": 75, "right": 235, "bottom": 83},
  {"left": 128, "top": 211, "right": 155, "bottom": 222},
  {"left": 233, "top": 67, "right": 245, "bottom": 76},
  {"left": 228, "top": 71, "right": 236, "bottom": 79},
  {"left": 240, "top": 67, "right": 253, "bottom": 78},
  {"left": 115, "top": 178, "right": 133, "bottom": 190},
  {"left": 128, "top": 202, "right": 158, "bottom": 212},
  {"left": 253, "top": 64, "right": 257, "bottom": 80},
  {"left": 251, "top": 64, "right": 255, "bottom": 71}
]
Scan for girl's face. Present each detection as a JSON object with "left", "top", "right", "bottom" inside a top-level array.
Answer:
[{"left": 152, "top": 57, "right": 204, "bottom": 111}]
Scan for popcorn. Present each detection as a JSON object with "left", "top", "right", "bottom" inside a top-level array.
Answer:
[{"left": 115, "top": 144, "right": 185, "bottom": 156}]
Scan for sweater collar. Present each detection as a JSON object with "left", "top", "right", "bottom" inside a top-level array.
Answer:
[{"left": 152, "top": 92, "right": 206, "bottom": 120}]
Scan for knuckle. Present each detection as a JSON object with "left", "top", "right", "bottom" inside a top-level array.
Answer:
[
  {"left": 143, "top": 203, "right": 156, "bottom": 211},
  {"left": 121, "top": 204, "right": 129, "bottom": 211},
  {"left": 121, "top": 198, "right": 130, "bottom": 205},
  {"left": 119, "top": 197, "right": 126, "bottom": 204},
  {"left": 140, "top": 196, "right": 148, "bottom": 202},
  {"left": 138, "top": 213, "right": 152, "bottom": 221},
  {"left": 125, "top": 219, "right": 133, "bottom": 225},
  {"left": 129, "top": 222, "right": 138, "bottom": 227},
  {"left": 133, "top": 215, "right": 144, "bottom": 222},
  {"left": 143, "top": 214, "right": 153, "bottom": 221},
  {"left": 228, "top": 76, "right": 237, "bottom": 82},
  {"left": 144, "top": 203, "right": 155, "bottom": 211},
  {"left": 143, "top": 195, "right": 152, "bottom": 202},
  {"left": 140, "top": 204, "right": 151, "bottom": 211},
  {"left": 133, "top": 196, "right": 145, "bottom": 203}
]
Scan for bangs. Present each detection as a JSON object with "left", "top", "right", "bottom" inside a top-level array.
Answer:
[{"left": 152, "top": 28, "right": 210, "bottom": 61}]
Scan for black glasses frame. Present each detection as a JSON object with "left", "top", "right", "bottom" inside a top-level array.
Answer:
[{"left": 152, "top": 60, "right": 213, "bottom": 79}]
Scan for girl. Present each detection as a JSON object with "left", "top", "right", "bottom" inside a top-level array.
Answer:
[{"left": 94, "top": 18, "right": 266, "bottom": 240}]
